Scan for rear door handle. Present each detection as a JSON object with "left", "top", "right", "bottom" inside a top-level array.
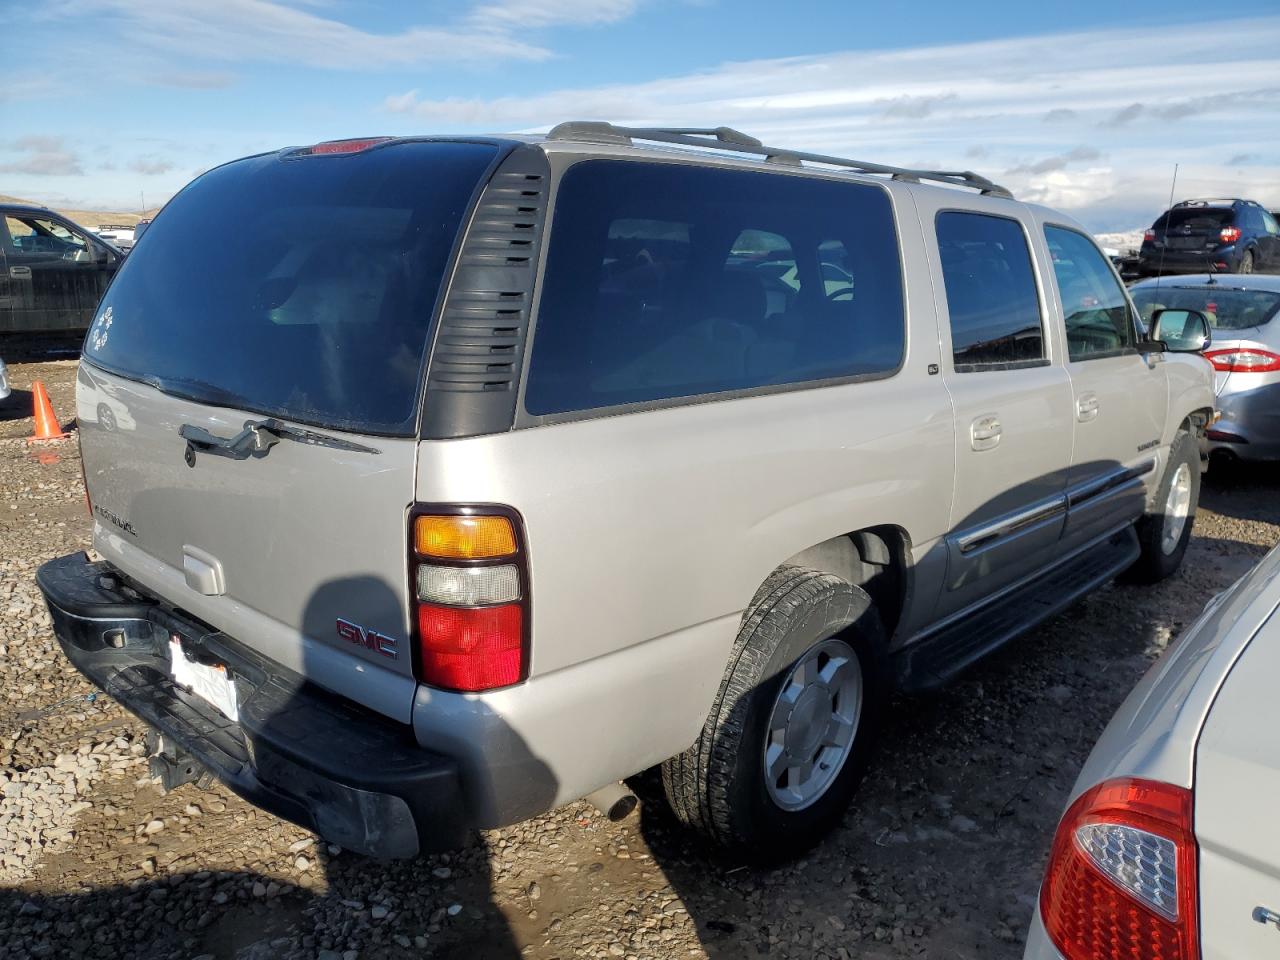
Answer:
[
  {"left": 970, "top": 415, "right": 1002, "bottom": 451},
  {"left": 1077, "top": 393, "right": 1099, "bottom": 422},
  {"left": 9, "top": 266, "right": 31, "bottom": 279}
]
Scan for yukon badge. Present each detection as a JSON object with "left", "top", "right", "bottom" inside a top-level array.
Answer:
[
  {"left": 93, "top": 504, "right": 137, "bottom": 536},
  {"left": 335, "top": 618, "right": 398, "bottom": 660}
]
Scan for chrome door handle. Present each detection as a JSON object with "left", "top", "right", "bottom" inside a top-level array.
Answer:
[
  {"left": 970, "top": 415, "right": 1002, "bottom": 451},
  {"left": 1077, "top": 393, "right": 1099, "bottom": 422},
  {"left": 9, "top": 266, "right": 31, "bottom": 279}
]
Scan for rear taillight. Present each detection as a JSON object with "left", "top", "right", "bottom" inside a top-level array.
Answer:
[
  {"left": 1219, "top": 226, "right": 1242, "bottom": 243},
  {"left": 1144, "top": 229, "right": 1157, "bottom": 242},
  {"left": 1041, "top": 778, "right": 1198, "bottom": 960},
  {"left": 409, "top": 508, "right": 528, "bottom": 692},
  {"left": 1204, "top": 348, "right": 1280, "bottom": 372}
]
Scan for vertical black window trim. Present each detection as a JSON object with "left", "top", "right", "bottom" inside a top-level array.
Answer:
[
  {"left": 935, "top": 209, "right": 1048, "bottom": 373},
  {"left": 1042, "top": 223, "right": 1140, "bottom": 363},
  {"left": 516, "top": 158, "right": 908, "bottom": 423},
  {"left": 420, "top": 143, "right": 548, "bottom": 440}
]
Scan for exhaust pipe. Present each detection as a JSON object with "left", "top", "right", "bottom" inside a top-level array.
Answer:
[{"left": 585, "top": 781, "right": 638, "bottom": 821}]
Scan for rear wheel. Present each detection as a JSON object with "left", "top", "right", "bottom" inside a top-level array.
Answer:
[
  {"left": 661, "top": 566, "right": 886, "bottom": 861},
  {"left": 1126, "top": 430, "right": 1199, "bottom": 583},
  {"left": 1238, "top": 250, "right": 1255, "bottom": 275}
]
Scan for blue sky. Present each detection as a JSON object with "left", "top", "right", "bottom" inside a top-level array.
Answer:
[{"left": 4, "top": 0, "right": 1279, "bottom": 232}]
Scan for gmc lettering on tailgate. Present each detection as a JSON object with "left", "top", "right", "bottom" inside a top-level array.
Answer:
[{"left": 335, "top": 618, "right": 398, "bottom": 660}]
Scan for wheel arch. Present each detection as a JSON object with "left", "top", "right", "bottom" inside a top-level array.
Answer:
[{"left": 779, "top": 525, "right": 911, "bottom": 639}]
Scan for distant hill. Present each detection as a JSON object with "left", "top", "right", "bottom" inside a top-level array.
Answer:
[{"left": 0, "top": 193, "right": 162, "bottom": 231}]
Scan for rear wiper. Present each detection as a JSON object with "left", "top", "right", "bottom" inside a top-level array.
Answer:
[{"left": 179, "top": 418, "right": 380, "bottom": 466}]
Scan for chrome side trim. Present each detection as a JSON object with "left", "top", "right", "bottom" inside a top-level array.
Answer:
[
  {"left": 1067, "top": 458, "right": 1157, "bottom": 510},
  {"left": 912, "top": 520, "right": 1135, "bottom": 645},
  {"left": 955, "top": 495, "right": 1067, "bottom": 555}
]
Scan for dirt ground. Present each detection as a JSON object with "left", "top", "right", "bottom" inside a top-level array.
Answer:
[{"left": 2, "top": 350, "right": 1276, "bottom": 960}]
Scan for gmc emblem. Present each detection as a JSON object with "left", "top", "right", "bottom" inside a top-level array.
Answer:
[{"left": 335, "top": 618, "right": 399, "bottom": 660}]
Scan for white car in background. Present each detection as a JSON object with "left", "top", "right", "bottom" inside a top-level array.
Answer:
[
  {"left": 1025, "top": 541, "right": 1280, "bottom": 960},
  {"left": 92, "top": 224, "right": 136, "bottom": 250}
]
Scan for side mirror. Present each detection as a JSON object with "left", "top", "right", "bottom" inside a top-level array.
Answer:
[
  {"left": 1151, "top": 308, "right": 1211, "bottom": 353},
  {"left": 94, "top": 244, "right": 112, "bottom": 266}
]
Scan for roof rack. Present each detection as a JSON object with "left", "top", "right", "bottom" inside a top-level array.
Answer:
[
  {"left": 544, "top": 121, "right": 1014, "bottom": 199},
  {"left": 1174, "top": 198, "right": 1249, "bottom": 208}
]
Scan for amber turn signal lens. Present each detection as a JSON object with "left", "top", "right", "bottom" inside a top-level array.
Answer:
[{"left": 414, "top": 515, "right": 517, "bottom": 559}]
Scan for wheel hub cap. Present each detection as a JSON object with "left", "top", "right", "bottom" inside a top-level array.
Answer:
[
  {"left": 1161, "top": 461, "right": 1192, "bottom": 555},
  {"left": 764, "top": 637, "right": 863, "bottom": 811}
]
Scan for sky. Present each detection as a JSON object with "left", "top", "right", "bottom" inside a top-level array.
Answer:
[{"left": 3, "top": 0, "right": 1279, "bottom": 232}]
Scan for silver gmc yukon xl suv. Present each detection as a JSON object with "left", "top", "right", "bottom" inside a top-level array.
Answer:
[{"left": 38, "top": 123, "right": 1216, "bottom": 861}]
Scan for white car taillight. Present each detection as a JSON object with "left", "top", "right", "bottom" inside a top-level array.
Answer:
[{"left": 416, "top": 563, "right": 520, "bottom": 606}]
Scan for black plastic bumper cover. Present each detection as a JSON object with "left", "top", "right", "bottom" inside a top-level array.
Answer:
[{"left": 36, "top": 552, "right": 468, "bottom": 859}]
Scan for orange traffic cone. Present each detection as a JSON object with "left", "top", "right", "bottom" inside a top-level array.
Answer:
[{"left": 29, "top": 381, "right": 70, "bottom": 441}]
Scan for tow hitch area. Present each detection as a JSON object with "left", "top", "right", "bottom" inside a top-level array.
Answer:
[{"left": 146, "top": 728, "right": 212, "bottom": 792}]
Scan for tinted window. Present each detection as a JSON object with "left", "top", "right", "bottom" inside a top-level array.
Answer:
[
  {"left": 1044, "top": 226, "right": 1136, "bottom": 360},
  {"left": 1132, "top": 286, "right": 1280, "bottom": 331},
  {"left": 936, "top": 212, "right": 1043, "bottom": 368},
  {"left": 83, "top": 141, "right": 498, "bottom": 435},
  {"left": 524, "top": 161, "right": 903, "bottom": 416},
  {"left": 6, "top": 215, "right": 94, "bottom": 261}
]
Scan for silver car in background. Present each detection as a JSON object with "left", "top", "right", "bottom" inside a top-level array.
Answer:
[
  {"left": 1024, "top": 539, "right": 1280, "bottom": 960},
  {"left": 1132, "top": 275, "right": 1280, "bottom": 465},
  {"left": 0, "top": 356, "right": 10, "bottom": 401}
]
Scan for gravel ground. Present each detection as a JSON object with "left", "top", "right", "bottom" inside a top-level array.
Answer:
[{"left": 2, "top": 352, "right": 1277, "bottom": 960}]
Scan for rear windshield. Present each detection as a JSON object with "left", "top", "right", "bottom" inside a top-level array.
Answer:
[
  {"left": 1132, "top": 286, "right": 1280, "bottom": 330},
  {"left": 83, "top": 141, "right": 499, "bottom": 435},
  {"left": 1153, "top": 208, "right": 1233, "bottom": 232}
]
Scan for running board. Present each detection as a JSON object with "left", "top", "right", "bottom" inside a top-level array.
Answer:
[{"left": 895, "top": 526, "right": 1140, "bottom": 692}]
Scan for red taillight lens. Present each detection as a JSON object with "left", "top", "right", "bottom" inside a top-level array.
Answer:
[
  {"left": 1040, "top": 778, "right": 1198, "bottom": 960},
  {"left": 1219, "top": 226, "right": 1242, "bottom": 244},
  {"left": 417, "top": 603, "right": 523, "bottom": 692},
  {"left": 1204, "top": 348, "right": 1280, "bottom": 372},
  {"left": 1144, "top": 229, "right": 1157, "bottom": 242}
]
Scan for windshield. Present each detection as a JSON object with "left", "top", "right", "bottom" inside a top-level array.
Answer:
[
  {"left": 83, "top": 140, "right": 499, "bottom": 435},
  {"left": 1131, "top": 286, "right": 1280, "bottom": 331}
]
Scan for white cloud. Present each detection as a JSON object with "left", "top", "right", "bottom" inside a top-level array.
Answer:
[
  {"left": 40, "top": 0, "right": 553, "bottom": 69},
  {"left": 0, "top": 136, "right": 84, "bottom": 176},
  {"left": 382, "top": 16, "right": 1280, "bottom": 229},
  {"left": 468, "top": 0, "right": 642, "bottom": 29}
]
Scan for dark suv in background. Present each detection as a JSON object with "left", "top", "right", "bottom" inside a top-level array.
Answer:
[{"left": 1138, "top": 198, "right": 1279, "bottom": 277}]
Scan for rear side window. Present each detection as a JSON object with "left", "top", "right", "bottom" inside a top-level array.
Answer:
[
  {"left": 83, "top": 141, "right": 499, "bottom": 435},
  {"left": 524, "top": 161, "right": 903, "bottom": 416},
  {"left": 936, "top": 212, "right": 1044, "bottom": 369}
]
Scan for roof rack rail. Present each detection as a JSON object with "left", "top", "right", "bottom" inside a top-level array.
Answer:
[
  {"left": 544, "top": 121, "right": 1014, "bottom": 199},
  {"left": 1174, "top": 197, "right": 1245, "bottom": 207}
]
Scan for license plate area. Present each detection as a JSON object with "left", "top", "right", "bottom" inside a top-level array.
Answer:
[{"left": 168, "top": 633, "right": 240, "bottom": 723}]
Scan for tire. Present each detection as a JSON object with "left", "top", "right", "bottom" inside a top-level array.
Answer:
[
  {"left": 1238, "top": 250, "right": 1255, "bottom": 275},
  {"left": 661, "top": 566, "right": 887, "bottom": 861},
  {"left": 1126, "top": 430, "right": 1200, "bottom": 583}
]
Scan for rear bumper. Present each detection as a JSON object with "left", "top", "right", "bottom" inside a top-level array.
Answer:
[
  {"left": 1209, "top": 378, "right": 1280, "bottom": 461},
  {"left": 1137, "top": 247, "right": 1235, "bottom": 274},
  {"left": 36, "top": 551, "right": 468, "bottom": 859}
]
